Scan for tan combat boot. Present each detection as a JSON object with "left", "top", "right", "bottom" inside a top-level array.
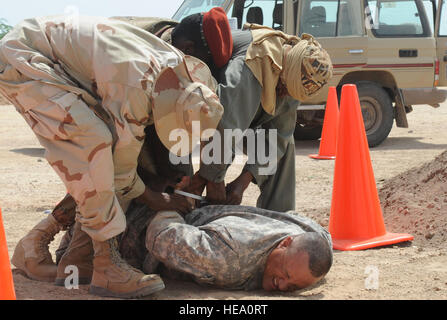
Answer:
[
  {"left": 89, "top": 236, "right": 165, "bottom": 299},
  {"left": 55, "top": 221, "right": 94, "bottom": 286},
  {"left": 11, "top": 214, "right": 61, "bottom": 282},
  {"left": 55, "top": 224, "right": 74, "bottom": 265}
]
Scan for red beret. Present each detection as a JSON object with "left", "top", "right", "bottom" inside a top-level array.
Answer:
[{"left": 202, "top": 7, "right": 233, "bottom": 68}]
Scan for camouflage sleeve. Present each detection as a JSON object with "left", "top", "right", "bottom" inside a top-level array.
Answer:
[
  {"left": 100, "top": 84, "right": 151, "bottom": 201},
  {"left": 198, "top": 57, "right": 262, "bottom": 183},
  {"left": 146, "top": 211, "right": 232, "bottom": 285}
]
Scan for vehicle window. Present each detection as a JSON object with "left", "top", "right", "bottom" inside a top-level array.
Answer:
[
  {"left": 440, "top": 0, "right": 447, "bottom": 36},
  {"left": 173, "top": 0, "right": 227, "bottom": 21},
  {"left": 300, "top": 0, "right": 363, "bottom": 37},
  {"left": 422, "top": 0, "right": 436, "bottom": 33},
  {"left": 366, "top": 0, "right": 425, "bottom": 36},
  {"left": 338, "top": 0, "right": 363, "bottom": 36},
  {"left": 293, "top": 0, "right": 299, "bottom": 33},
  {"left": 239, "top": 0, "right": 284, "bottom": 29},
  {"left": 301, "top": 0, "right": 337, "bottom": 37}
]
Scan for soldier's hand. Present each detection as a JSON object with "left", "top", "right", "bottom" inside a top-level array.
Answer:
[
  {"left": 225, "top": 171, "right": 253, "bottom": 205},
  {"left": 138, "top": 188, "right": 193, "bottom": 215},
  {"left": 183, "top": 172, "right": 207, "bottom": 196},
  {"left": 206, "top": 181, "right": 227, "bottom": 204},
  {"left": 181, "top": 172, "right": 207, "bottom": 207},
  {"left": 155, "top": 192, "right": 194, "bottom": 215},
  {"left": 175, "top": 176, "right": 191, "bottom": 191}
]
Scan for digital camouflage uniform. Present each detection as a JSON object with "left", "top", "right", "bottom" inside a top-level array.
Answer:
[
  {"left": 119, "top": 203, "right": 332, "bottom": 291},
  {"left": 0, "top": 15, "right": 186, "bottom": 241}
]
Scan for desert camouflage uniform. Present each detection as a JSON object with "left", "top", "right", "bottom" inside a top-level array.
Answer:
[
  {"left": 120, "top": 203, "right": 332, "bottom": 290},
  {"left": 0, "top": 15, "right": 185, "bottom": 241},
  {"left": 111, "top": 16, "right": 178, "bottom": 44}
]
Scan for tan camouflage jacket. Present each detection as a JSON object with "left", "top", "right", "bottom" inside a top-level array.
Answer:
[{"left": 0, "top": 15, "right": 185, "bottom": 204}]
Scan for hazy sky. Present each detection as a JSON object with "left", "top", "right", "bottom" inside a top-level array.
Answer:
[{"left": 2, "top": 0, "right": 185, "bottom": 26}]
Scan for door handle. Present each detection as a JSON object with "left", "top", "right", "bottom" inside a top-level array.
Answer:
[
  {"left": 349, "top": 49, "right": 364, "bottom": 54},
  {"left": 399, "top": 49, "right": 418, "bottom": 58}
]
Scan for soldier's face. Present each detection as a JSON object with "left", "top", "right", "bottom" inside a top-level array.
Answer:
[
  {"left": 173, "top": 37, "right": 195, "bottom": 56},
  {"left": 172, "top": 37, "right": 212, "bottom": 69},
  {"left": 262, "top": 237, "right": 322, "bottom": 291}
]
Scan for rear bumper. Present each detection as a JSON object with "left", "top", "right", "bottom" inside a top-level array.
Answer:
[
  {"left": 401, "top": 87, "right": 447, "bottom": 108},
  {"left": 297, "top": 104, "right": 325, "bottom": 111}
]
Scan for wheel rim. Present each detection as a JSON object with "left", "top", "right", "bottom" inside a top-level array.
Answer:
[{"left": 360, "top": 97, "right": 382, "bottom": 134}]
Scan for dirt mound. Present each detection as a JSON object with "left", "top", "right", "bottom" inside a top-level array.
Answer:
[
  {"left": 0, "top": 93, "right": 10, "bottom": 105},
  {"left": 379, "top": 150, "right": 447, "bottom": 248}
]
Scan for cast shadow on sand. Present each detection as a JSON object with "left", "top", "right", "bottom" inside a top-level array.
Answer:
[
  {"left": 294, "top": 136, "right": 447, "bottom": 156},
  {"left": 373, "top": 136, "right": 447, "bottom": 151},
  {"left": 12, "top": 269, "right": 327, "bottom": 300},
  {"left": 10, "top": 148, "right": 45, "bottom": 158}
]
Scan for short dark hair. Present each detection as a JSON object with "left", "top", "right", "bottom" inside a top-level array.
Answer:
[
  {"left": 171, "top": 13, "right": 207, "bottom": 53},
  {"left": 291, "top": 233, "right": 333, "bottom": 278}
]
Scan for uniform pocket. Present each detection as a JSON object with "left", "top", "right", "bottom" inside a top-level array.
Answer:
[{"left": 49, "top": 91, "right": 105, "bottom": 135}]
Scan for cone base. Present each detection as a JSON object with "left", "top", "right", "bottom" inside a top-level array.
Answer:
[
  {"left": 332, "top": 232, "right": 414, "bottom": 251},
  {"left": 308, "top": 154, "right": 336, "bottom": 160}
]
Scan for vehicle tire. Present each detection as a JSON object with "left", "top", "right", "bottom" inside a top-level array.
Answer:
[
  {"left": 355, "top": 82, "right": 394, "bottom": 148},
  {"left": 293, "top": 123, "right": 323, "bottom": 141}
]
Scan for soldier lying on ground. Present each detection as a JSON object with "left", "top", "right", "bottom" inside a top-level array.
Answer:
[
  {"left": 0, "top": 15, "right": 223, "bottom": 298},
  {"left": 53, "top": 134, "right": 333, "bottom": 293},
  {"left": 15, "top": 123, "right": 333, "bottom": 294},
  {"left": 56, "top": 200, "right": 333, "bottom": 292},
  {"left": 120, "top": 203, "right": 333, "bottom": 292},
  {"left": 171, "top": 8, "right": 333, "bottom": 212}
]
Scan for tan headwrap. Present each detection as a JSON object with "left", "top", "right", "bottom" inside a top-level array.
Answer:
[
  {"left": 282, "top": 34, "right": 333, "bottom": 102},
  {"left": 244, "top": 24, "right": 333, "bottom": 115}
]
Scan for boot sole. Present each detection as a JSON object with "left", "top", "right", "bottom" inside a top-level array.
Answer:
[{"left": 89, "top": 281, "right": 165, "bottom": 299}]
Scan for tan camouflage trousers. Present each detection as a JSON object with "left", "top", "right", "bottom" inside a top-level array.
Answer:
[{"left": 5, "top": 84, "right": 126, "bottom": 242}]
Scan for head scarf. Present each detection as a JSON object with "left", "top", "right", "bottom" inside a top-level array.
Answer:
[
  {"left": 282, "top": 34, "right": 333, "bottom": 101},
  {"left": 244, "top": 24, "right": 333, "bottom": 114}
]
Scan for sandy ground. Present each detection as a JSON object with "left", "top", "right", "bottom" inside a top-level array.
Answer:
[{"left": 1, "top": 93, "right": 447, "bottom": 300}]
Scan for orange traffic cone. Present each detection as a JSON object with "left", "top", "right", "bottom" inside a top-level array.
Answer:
[
  {"left": 309, "top": 87, "right": 339, "bottom": 160},
  {"left": 328, "top": 84, "right": 413, "bottom": 251},
  {"left": 0, "top": 208, "right": 16, "bottom": 300}
]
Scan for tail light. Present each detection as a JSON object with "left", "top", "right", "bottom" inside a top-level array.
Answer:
[{"left": 434, "top": 58, "right": 440, "bottom": 87}]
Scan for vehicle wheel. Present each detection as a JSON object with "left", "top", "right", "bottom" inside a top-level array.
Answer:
[
  {"left": 356, "top": 82, "right": 394, "bottom": 147},
  {"left": 293, "top": 123, "right": 323, "bottom": 141}
]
